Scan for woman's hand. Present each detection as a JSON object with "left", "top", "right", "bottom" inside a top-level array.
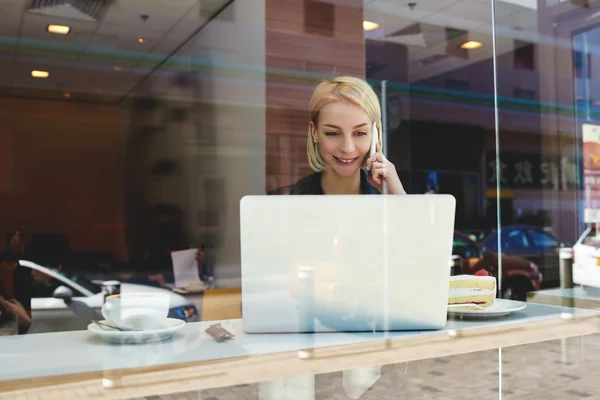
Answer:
[{"left": 366, "top": 143, "right": 406, "bottom": 195}]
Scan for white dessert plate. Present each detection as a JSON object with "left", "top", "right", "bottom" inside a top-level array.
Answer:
[
  {"left": 87, "top": 318, "right": 185, "bottom": 344},
  {"left": 447, "top": 299, "right": 527, "bottom": 319}
]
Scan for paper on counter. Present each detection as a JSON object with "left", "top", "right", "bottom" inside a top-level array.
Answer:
[{"left": 171, "top": 248, "right": 201, "bottom": 288}]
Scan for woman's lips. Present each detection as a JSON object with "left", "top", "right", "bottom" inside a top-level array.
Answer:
[{"left": 333, "top": 156, "right": 358, "bottom": 166}]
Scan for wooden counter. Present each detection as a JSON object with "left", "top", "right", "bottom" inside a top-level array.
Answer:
[{"left": 1, "top": 301, "right": 599, "bottom": 399}]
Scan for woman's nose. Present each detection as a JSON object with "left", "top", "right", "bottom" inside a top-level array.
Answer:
[{"left": 339, "top": 136, "right": 355, "bottom": 153}]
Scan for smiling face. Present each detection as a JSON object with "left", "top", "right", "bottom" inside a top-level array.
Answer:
[{"left": 311, "top": 100, "right": 373, "bottom": 178}]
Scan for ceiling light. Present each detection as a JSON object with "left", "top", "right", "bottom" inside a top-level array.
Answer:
[
  {"left": 137, "top": 37, "right": 147, "bottom": 43},
  {"left": 31, "top": 70, "right": 49, "bottom": 78},
  {"left": 64, "top": 93, "right": 71, "bottom": 98},
  {"left": 47, "top": 24, "right": 70, "bottom": 35},
  {"left": 460, "top": 41, "right": 483, "bottom": 50},
  {"left": 363, "top": 21, "right": 380, "bottom": 31}
]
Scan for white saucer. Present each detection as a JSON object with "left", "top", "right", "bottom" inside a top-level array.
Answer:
[
  {"left": 447, "top": 299, "right": 527, "bottom": 320},
  {"left": 88, "top": 318, "right": 186, "bottom": 344}
]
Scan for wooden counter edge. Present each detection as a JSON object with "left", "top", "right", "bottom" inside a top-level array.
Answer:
[{"left": 2, "top": 312, "right": 600, "bottom": 399}]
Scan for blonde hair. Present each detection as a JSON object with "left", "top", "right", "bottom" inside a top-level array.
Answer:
[{"left": 306, "top": 76, "right": 382, "bottom": 173}]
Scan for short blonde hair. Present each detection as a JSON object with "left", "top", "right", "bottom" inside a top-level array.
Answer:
[{"left": 307, "top": 76, "right": 382, "bottom": 173}]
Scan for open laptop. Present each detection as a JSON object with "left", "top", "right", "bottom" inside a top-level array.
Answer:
[{"left": 240, "top": 195, "right": 456, "bottom": 333}]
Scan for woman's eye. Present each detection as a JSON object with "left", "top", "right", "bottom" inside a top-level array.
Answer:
[
  {"left": 325, "top": 131, "right": 338, "bottom": 136},
  {"left": 356, "top": 131, "right": 367, "bottom": 136}
]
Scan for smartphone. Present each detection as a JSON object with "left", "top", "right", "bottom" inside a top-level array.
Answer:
[
  {"left": 368, "top": 123, "right": 378, "bottom": 177},
  {"left": 370, "top": 123, "right": 378, "bottom": 158}
]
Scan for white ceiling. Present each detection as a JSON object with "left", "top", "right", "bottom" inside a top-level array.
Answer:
[
  {"left": 0, "top": 0, "right": 230, "bottom": 103},
  {"left": 364, "top": 0, "right": 540, "bottom": 82}
]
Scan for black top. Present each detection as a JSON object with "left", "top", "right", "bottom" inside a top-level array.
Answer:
[
  {"left": 270, "top": 169, "right": 380, "bottom": 195},
  {"left": 0, "top": 263, "right": 33, "bottom": 335}
]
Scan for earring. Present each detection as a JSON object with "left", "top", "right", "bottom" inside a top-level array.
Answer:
[{"left": 314, "top": 139, "right": 318, "bottom": 143}]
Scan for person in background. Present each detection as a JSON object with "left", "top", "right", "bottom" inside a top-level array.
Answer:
[
  {"left": 29, "top": 258, "right": 64, "bottom": 298},
  {"left": 196, "top": 245, "right": 215, "bottom": 288},
  {"left": 22, "top": 236, "right": 68, "bottom": 298},
  {"left": 0, "top": 252, "right": 33, "bottom": 335},
  {"left": 8, "top": 230, "right": 25, "bottom": 255}
]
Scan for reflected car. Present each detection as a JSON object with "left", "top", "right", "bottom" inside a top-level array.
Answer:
[
  {"left": 453, "top": 231, "right": 542, "bottom": 301},
  {"left": 573, "top": 226, "right": 600, "bottom": 290},
  {"left": 460, "top": 229, "right": 488, "bottom": 243},
  {"left": 19, "top": 260, "right": 199, "bottom": 334},
  {"left": 481, "top": 225, "right": 563, "bottom": 287}
]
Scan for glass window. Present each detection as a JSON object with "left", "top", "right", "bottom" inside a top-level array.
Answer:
[
  {"left": 67, "top": 275, "right": 102, "bottom": 295},
  {"left": 482, "top": 230, "right": 530, "bottom": 252},
  {"left": 24, "top": 267, "right": 87, "bottom": 298},
  {"left": 514, "top": 40, "right": 535, "bottom": 70},
  {"left": 527, "top": 229, "right": 559, "bottom": 248},
  {"left": 446, "top": 79, "right": 471, "bottom": 92},
  {"left": 30, "top": 276, "right": 68, "bottom": 299},
  {"left": 482, "top": 232, "right": 499, "bottom": 252},
  {"left": 453, "top": 236, "right": 480, "bottom": 259},
  {"left": 582, "top": 228, "right": 600, "bottom": 247},
  {"left": 503, "top": 229, "right": 530, "bottom": 250},
  {"left": 13, "top": 0, "right": 600, "bottom": 399}
]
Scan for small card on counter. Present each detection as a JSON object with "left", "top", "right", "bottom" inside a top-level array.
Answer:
[{"left": 205, "top": 323, "right": 234, "bottom": 341}]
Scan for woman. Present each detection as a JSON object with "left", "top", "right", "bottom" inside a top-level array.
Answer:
[{"left": 272, "top": 76, "right": 405, "bottom": 195}]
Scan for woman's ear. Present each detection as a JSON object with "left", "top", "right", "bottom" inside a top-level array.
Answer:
[{"left": 310, "top": 121, "right": 317, "bottom": 142}]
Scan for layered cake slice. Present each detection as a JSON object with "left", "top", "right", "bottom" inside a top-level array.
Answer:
[
  {"left": 449, "top": 275, "right": 496, "bottom": 291},
  {"left": 448, "top": 270, "right": 497, "bottom": 310},
  {"left": 448, "top": 288, "right": 495, "bottom": 309}
]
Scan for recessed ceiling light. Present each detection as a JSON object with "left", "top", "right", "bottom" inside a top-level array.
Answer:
[
  {"left": 64, "top": 92, "right": 71, "bottom": 98},
  {"left": 363, "top": 21, "right": 380, "bottom": 31},
  {"left": 31, "top": 70, "right": 49, "bottom": 78},
  {"left": 137, "top": 37, "right": 147, "bottom": 43},
  {"left": 460, "top": 41, "right": 483, "bottom": 50},
  {"left": 47, "top": 24, "right": 70, "bottom": 35}
]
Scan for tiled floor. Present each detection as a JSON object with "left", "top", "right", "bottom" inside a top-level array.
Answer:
[{"left": 125, "top": 333, "right": 600, "bottom": 400}]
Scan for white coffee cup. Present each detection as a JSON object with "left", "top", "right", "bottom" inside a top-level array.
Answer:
[{"left": 101, "top": 293, "right": 170, "bottom": 331}]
